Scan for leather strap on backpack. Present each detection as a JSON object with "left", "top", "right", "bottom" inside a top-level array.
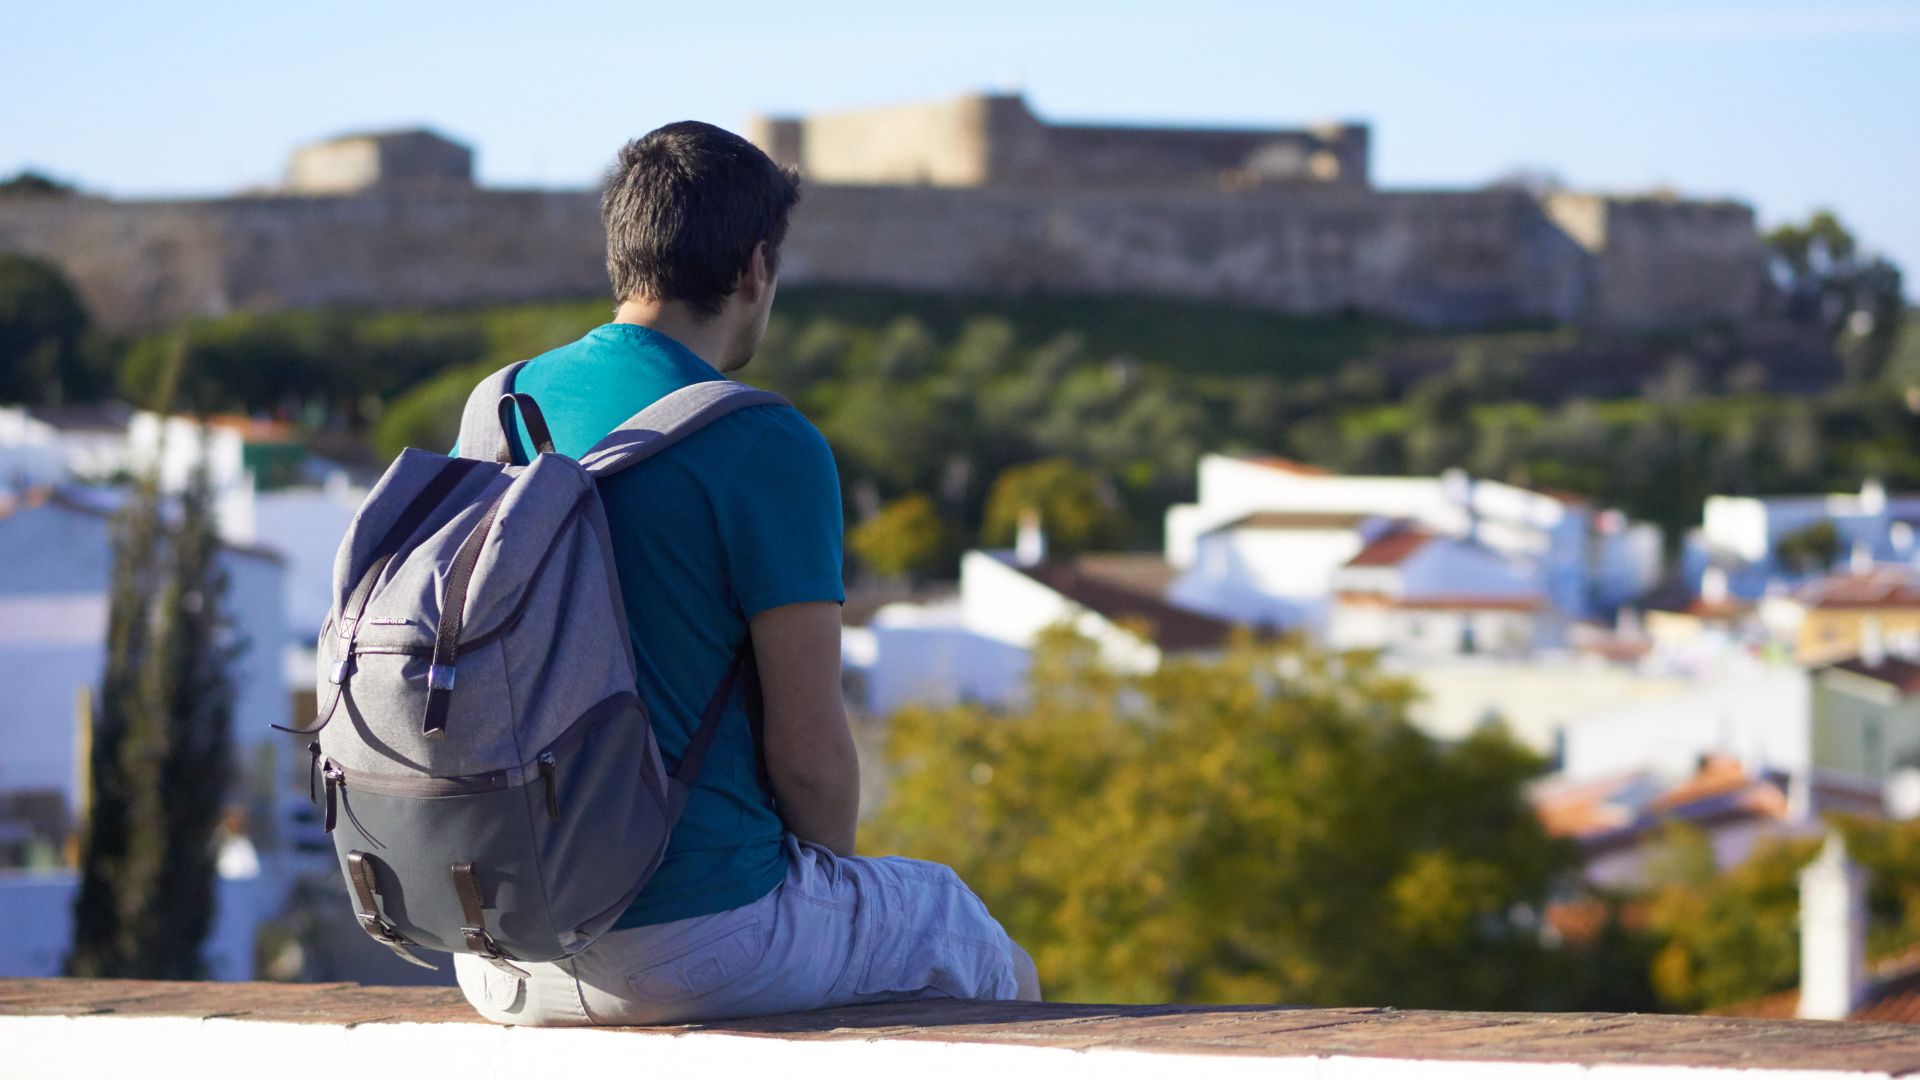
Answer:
[
  {"left": 451, "top": 863, "right": 527, "bottom": 978},
  {"left": 665, "top": 637, "right": 760, "bottom": 825},
  {"left": 346, "top": 852, "right": 438, "bottom": 970}
]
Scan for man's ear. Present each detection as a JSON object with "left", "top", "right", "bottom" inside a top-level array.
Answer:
[{"left": 738, "top": 242, "right": 772, "bottom": 305}]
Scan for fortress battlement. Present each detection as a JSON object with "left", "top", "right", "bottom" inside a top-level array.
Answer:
[
  {"left": 746, "top": 91, "right": 1369, "bottom": 191},
  {"left": 0, "top": 94, "right": 1770, "bottom": 332}
]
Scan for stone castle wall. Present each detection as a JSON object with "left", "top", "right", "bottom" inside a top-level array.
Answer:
[
  {"left": 0, "top": 190, "right": 608, "bottom": 329},
  {"left": 1545, "top": 193, "right": 1770, "bottom": 325},
  {"left": 0, "top": 181, "right": 1764, "bottom": 332},
  {"left": 0, "top": 95, "right": 1769, "bottom": 333},
  {"left": 750, "top": 93, "right": 1370, "bottom": 190}
]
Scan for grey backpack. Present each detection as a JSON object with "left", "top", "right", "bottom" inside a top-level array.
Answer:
[{"left": 281, "top": 361, "right": 788, "bottom": 975}]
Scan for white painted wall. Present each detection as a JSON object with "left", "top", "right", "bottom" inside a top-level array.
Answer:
[
  {"left": 0, "top": 860, "right": 293, "bottom": 980},
  {"left": 0, "top": 501, "right": 289, "bottom": 857},
  {"left": 860, "top": 606, "right": 1033, "bottom": 715},
  {"left": 1399, "top": 656, "right": 1694, "bottom": 754},
  {"left": 1169, "top": 527, "right": 1361, "bottom": 629},
  {"left": 247, "top": 478, "right": 363, "bottom": 632},
  {"left": 1560, "top": 664, "right": 1811, "bottom": 781},
  {"left": 959, "top": 552, "right": 1159, "bottom": 674},
  {"left": 1703, "top": 486, "right": 1920, "bottom": 570},
  {"left": 1166, "top": 455, "right": 1627, "bottom": 620},
  {"left": 0, "top": 409, "right": 133, "bottom": 489}
]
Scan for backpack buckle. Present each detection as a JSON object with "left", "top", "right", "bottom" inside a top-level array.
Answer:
[
  {"left": 461, "top": 926, "right": 528, "bottom": 978},
  {"left": 427, "top": 664, "right": 457, "bottom": 691}
]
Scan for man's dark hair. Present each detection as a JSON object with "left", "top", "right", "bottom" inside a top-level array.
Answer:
[{"left": 602, "top": 121, "right": 802, "bottom": 318}]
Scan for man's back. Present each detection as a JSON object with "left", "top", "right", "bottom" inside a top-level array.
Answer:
[
  {"left": 505, "top": 321, "right": 844, "bottom": 928},
  {"left": 452, "top": 120, "right": 1033, "bottom": 1024}
]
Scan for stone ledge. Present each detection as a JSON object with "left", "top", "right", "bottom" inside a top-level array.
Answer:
[{"left": 6, "top": 978, "right": 1920, "bottom": 1079}]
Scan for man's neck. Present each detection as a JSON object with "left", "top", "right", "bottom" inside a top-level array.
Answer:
[{"left": 612, "top": 298, "right": 735, "bottom": 373}]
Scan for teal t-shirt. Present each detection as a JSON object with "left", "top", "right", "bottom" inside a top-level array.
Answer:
[{"left": 489, "top": 323, "right": 845, "bottom": 928}]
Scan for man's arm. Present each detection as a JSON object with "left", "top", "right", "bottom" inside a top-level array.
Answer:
[{"left": 751, "top": 600, "right": 859, "bottom": 855}]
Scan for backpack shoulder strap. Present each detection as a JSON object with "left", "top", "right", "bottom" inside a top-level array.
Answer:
[
  {"left": 578, "top": 379, "right": 790, "bottom": 479},
  {"left": 455, "top": 361, "right": 529, "bottom": 463}
]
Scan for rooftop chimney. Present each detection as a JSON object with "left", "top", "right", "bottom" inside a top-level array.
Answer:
[
  {"left": 1797, "top": 829, "right": 1868, "bottom": 1021},
  {"left": 1862, "top": 616, "right": 1887, "bottom": 668},
  {"left": 1852, "top": 541, "right": 1875, "bottom": 576},
  {"left": 1863, "top": 478, "right": 1888, "bottom": 517},
  {"left": 1015, "top": 507, "right": 1047, "bottom": 567},
  {"left": 1701, "top": 566, "right": 1729, "bottom": 607}
]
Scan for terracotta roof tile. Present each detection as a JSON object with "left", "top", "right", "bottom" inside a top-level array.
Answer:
[
  {"left": 1209, "top": 511, "right": 1373, "bottom": 533},
  {"left": 1011, "top": 555, "right": 1238, "bottom": 652},
  {"left": 1344, "top": 528, "right": 1434, "bottom": 568},
  {"left": 1825, "top": 655, "right": 1920, "bottom": 696},
  {"left": 1335, "top": 591, "right": 1540, "bottom": 613},
  {"left": 1238, "top": 455, "right": 1335, "bottom": 477},
  {"left": 1793, "top": 571, "right": 1920, "bottom": 611}
]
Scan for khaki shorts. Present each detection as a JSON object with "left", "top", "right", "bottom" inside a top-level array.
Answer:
[{"left": 456, "top": 835, "right": 1039, "bottom": 1025}]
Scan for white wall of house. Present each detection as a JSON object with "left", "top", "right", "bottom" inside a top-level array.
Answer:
[
  {"left": 0, "top": 408, "right": 132, "bottom": 488},
  {"left": 1165, "top": 455, "right": 1634, "bottom": 620},
  {"left": 1396, "top": 539, "right": 1540, "bottom": 600},
  {"left": 1703, "top": 484, "right": 1920, "bottom": 571},
  {"left": 959, "top": 551, "right": 1161, "bottom": 673},
  {"left": 852, "top": 602, "right": 1035, "bottom": 715},
  {"left": 1170, "top": 526, "right": 1363, "bottom": 628},
  {"left": 1594, "top": 521, "right": 1665, "bottom": 610},
  {"left": 1330, "top": 603, "right": 1537, "bottom": 659},
  {"left": 126, "top": 413, "right": 250, "bottom": 496},
  {"left": 0, "top": 501, "right": 289, "bottom": 856},
  {"left": 1560, "top": 664, "right": 1812, "bottom": 781},
  {"left": 247, "top": 477, "right": 363, "bottom": 633},
  {"left": 855, "top": 552, "right": 1172, "bottom": 714},
  {"left": 1398, "top": 657, "right": 1694, "bottom": 755},
  {"left": 0, "top": 859, "right": 294, "bottom": 979}
]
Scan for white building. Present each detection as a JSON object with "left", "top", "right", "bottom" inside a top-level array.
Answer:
[
  {"left": 0, "top": 404, "right": 136, "bottom": 489},
  {"left": 1696, "top": 480, "right": 1920, "bottom": 598},
  {"left": 0, "top": 488, "right": 294, "bottom": 978},
  {"left": 1327, "top": 526, "right": 1546, "bottom": 657},
  {"left": 847, "top": 549, "right": 1236, "bottom": 716},
  {"left": 1166, "top": 455, "right": 1660, "bottom": 631}
]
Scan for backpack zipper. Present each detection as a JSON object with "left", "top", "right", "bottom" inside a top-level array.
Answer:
[
  {"left": 322, "top": 761, "right": 343, "bottom": 832},
  {"left": 315, "top": 691, "right": 640, "bottom": 799},
  {"left": 538, "top": 752, "right": 559, "bottom": 821}
]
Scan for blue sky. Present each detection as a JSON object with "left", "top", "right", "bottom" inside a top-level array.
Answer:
[{"left": 4, "top": 1, "right": 1916, "bottom": 288}]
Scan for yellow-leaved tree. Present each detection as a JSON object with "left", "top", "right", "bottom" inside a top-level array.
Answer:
[{"left": 862, "top": 627, "right": 1618, "bottom": 1009}]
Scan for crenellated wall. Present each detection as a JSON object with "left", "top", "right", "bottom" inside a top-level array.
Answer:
[
  {"left": 749, "top": 92, "right": 1371, "bottom": 190},
  {"left": 0, "top": 181, "right": 1763, "bottom": 332}
]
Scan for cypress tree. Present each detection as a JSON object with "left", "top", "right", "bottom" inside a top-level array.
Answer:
[{"left": 68, "top": 447, "right": 238, "bottom": 978}]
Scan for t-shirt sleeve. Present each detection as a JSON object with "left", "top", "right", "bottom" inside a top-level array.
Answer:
[{"left": 717, "top": 415, "right": 846, "bottom": 619}]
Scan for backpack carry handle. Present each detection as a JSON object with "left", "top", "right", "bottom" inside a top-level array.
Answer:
[{"left": 497, "top": 393, "right": 555, "bottom": 461}]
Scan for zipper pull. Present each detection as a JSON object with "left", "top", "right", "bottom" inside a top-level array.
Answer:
[
  {"left": 307, "top": 741, "right": 322, "bottom": 805},
  {"left": 323, "top": 762, "right": 343, "bottom": 833},
  {"left": 539, "top": 752, "right": 559, "bottom": 822}
]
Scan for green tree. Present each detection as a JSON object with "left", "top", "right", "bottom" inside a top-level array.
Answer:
[
  {"left": 864, "top": 630, "right": 1589, "bottom": 1008},
  {"left": 1775, "top": 520, "right": 1841, "bottom": 574},
  {"left": 0, "top": 170, "right": 76, "bottom": 197},
  {"left": 981, "top": 458, "right": 1120, "bottom": 558},
  {"left": 849, "top": 493, "right": 950, "bottom": 581},
  {"left": 1767, "top": 211, "right": 1905, "bottom": 383},
  {"left": 0, "top": 251, "right": 94, "bottom": 405},
  {"left": 371, "top": 359, "right": 496, "bottom": 457},
  {"left": 68, "top": 450, "right": 239, "bottom": 978}
]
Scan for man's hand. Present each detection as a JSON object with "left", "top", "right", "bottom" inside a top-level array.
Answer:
[{"left": 750, "top": 601, "right": 859, "bottom": 855}]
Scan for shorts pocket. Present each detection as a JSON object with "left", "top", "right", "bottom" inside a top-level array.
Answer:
[{"left": 624, "top": 920, "right": 769, "bottom": 1004}]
